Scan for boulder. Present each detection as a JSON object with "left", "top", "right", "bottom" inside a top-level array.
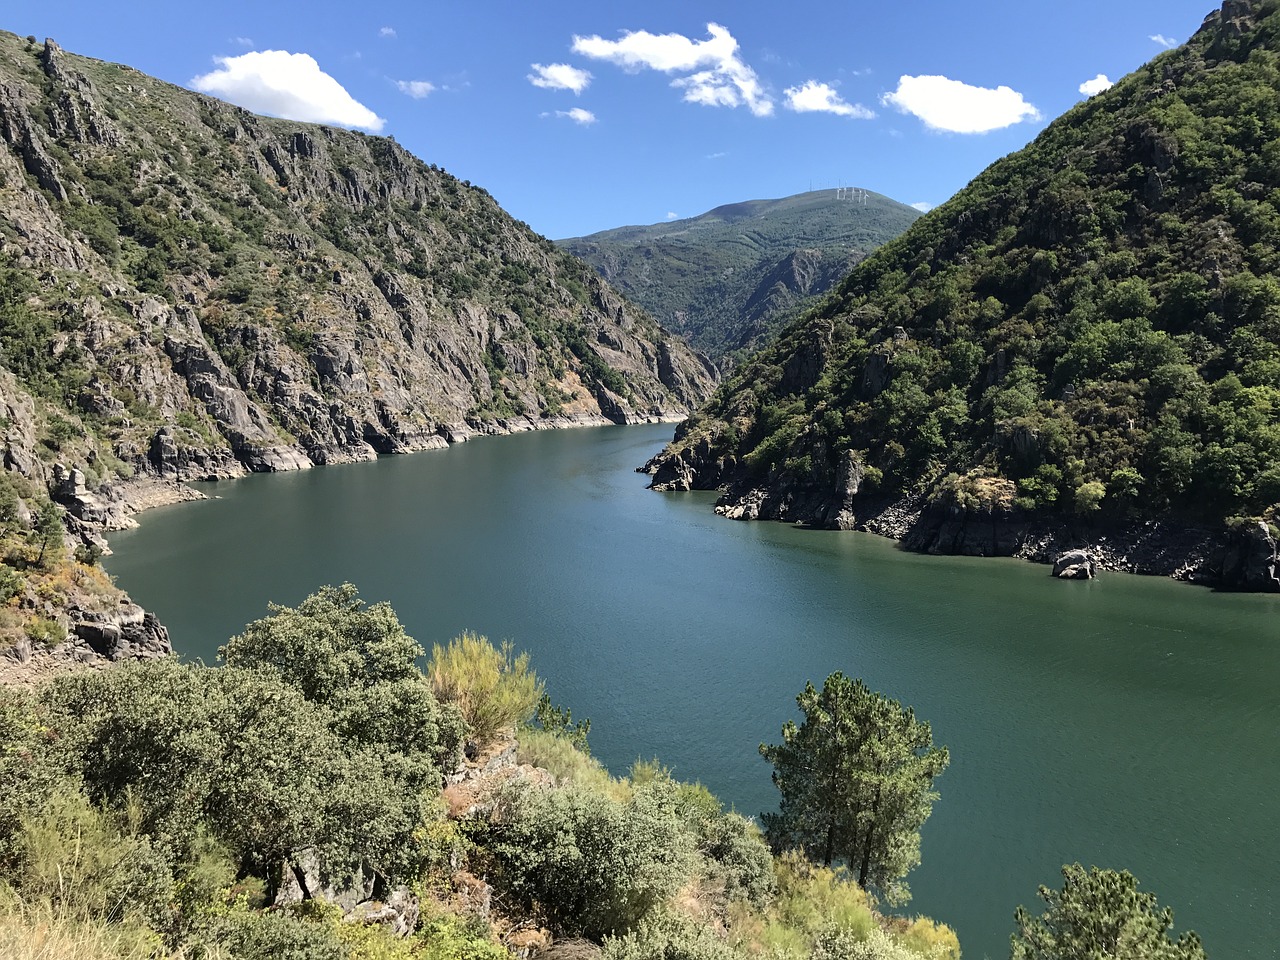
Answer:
[{"left": 1052, "top": 549, "right": 1097, "bottom": 580}]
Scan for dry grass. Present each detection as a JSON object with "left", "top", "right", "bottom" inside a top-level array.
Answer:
[{"left": 0, "top": 897, "right": 195, "bottom": 960}]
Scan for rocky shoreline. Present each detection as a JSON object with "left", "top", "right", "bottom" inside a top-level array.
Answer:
[
  {"left": 0, "top": 411, "right": 688, "bottom": 689},
  {"left": 641, "top": 443, "right": 1280, "bottom": 592}
]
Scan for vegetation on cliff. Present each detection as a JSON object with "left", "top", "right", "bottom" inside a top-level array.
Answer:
[
  {"left": 0, "top": 584, "right": 1205, "bottom": 958},
  {"left": 0, "top": 29, "right": 714, "bottom": 489},
  {"left": 651, "top": 0, "right": 1280, "bottom": 542},
  {"left": 560, "top": 191, "right": 920, "bottom": 365},
  {"left": 0, "top": 585, "right": 970, "bottom": 960}
]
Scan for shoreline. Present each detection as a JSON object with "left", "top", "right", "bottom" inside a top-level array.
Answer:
[{"left": 1, "top": 414, "right": 687, "bottom": 688}]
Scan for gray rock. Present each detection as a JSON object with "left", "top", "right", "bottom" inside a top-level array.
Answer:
[{"left": 1052, "top": 549, "right": 1097, "bottom": 580}]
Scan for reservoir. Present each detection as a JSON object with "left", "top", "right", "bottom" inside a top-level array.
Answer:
[{"left": 105, "top": 422, "right": 1280, "bottom": 959}]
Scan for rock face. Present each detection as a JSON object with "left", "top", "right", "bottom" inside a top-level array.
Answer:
[
  {"left": 1052, "top": 550, "right": 1097, "bottom": 580},
  {"left": 1212, "top": 521, "right": 1280, "bottom": 591},
  {"left": 0, "top": 32, "right": 715, "bottom": 490}
]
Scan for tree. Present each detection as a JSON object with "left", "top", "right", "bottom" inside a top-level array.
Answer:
[
  {"left": 759, "top": 673, "right": 948, "bottom": 905},
  {"left": 1010, "top": 864, "right": 1206, "bottom": 960}
]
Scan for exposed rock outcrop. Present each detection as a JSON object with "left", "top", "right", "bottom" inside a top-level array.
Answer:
[{"left": 0, "top": 30, "right": 715, "bottom": 489}]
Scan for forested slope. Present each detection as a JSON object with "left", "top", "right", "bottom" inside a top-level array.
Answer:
[
  {"left": 647, "top": 0, "right": 1280, "bottom": 588},
  {"left": 560, "top": 191, "right": 920, "bottom": 364}
]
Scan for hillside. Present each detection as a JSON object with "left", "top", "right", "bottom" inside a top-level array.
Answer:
[
  {"left": 559, "top": 190, "right": 921, "bottom": 364},
  {"left": 646, "top": 0, "right": 1280, "bottom": 589},
  {"left": 0, "top": 32, "right": 715, "bottom": 476},
  {"left": 0, "top": 30, "right": 715, "bottom": 669}
]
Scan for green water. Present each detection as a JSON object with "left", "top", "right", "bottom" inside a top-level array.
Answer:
[{"left": 105, "top": 423, "right": 1280, "bottom": 959}]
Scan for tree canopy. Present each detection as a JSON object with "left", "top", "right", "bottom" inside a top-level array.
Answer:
[
  {"left": 759, "top": 672, "right": 948, "bottom": 905},
  {"left": 1011, "top": 864, "right": 1207, "bottom": 960}
]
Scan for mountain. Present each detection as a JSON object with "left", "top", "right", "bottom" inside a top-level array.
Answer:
[
  {"left": 558, "top": 190, "right": 921, "bottom": 364},
  {"left": 645, "top": 0, "right": 1280, "bottom": 590},
  {"left": 0, "top": 31, "right": 715, "bottom": 671},
  {"left": 0, "top": 32, "right": 714, "bottom": 481}
]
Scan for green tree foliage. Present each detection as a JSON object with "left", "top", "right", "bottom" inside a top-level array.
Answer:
[
  {"left": 428, "top": 631, "right": 543, "bottom": 748},
  {"left": 484, "top": 778, "right": 696, "bottom": 940},
  {"left": 1010, "top": 864, "right": 1206, "bottom": 960},
  {"left": 759, "top": 673, "right": 948, "bottom": 905},
  {"left": 221, "top": 583, "right": 465, "bottom": 773}
]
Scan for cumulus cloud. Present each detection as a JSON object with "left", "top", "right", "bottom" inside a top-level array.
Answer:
[
  {"left": 784, "top": 80, "right": 874, "bottom": 119},
  {"left": 881, "top": 75, "right": 1039, "bottom": 134},
  {"left": 1078, "top": 74, "right": 1113, "bottom": 97},
  {"left": 546, "top": 107, "right": 596, "bottom": 125},
  {"left": 1150, "top": 33, "right": 1178, "bottom": 48},
  {"left": 528, "top": 62, "right": 592, "bottom": 94},
  {"left": 379, "top": 27, "right": 396, "bottom": 38},
  {"left": 192, "top": 50, "right": 384, "bottom": 131},
  {"left": 910, "top": 201, "right": 934, "bottom": 212},
  {"left": 665, "top": 211, "right": 679, "bottom": 221},
  {"left": 571, "top": 23, "right": 772, "bottom": 117},
  {"left": 396, "top": 80, "right": 435, "bottom": 99}
]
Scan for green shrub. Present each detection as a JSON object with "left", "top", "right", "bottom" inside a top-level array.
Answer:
[
  {"left": 23, "top": 616, "right": 65, "bottom": 648},
  {"left": 15, "top": 791, "right": 174, "bottom": 929},
  {"left": 194, "top": 904, "right": 347, "bottom": 960},
  {"left": 516, "top": 726, "right": 621, "bottom": 798},
  {"left": 486, "top": 779, "right": 695, "bottom": 940},
  {"left": 428, "top": 631, "right": 543, "bottom": 747},
  {"left": 603, "top": 910, "right": 741, "bottom": 960}
]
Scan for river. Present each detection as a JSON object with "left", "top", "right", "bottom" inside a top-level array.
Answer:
[{"left": 104, "top": 422, "right": 1280, "bottom": 959}]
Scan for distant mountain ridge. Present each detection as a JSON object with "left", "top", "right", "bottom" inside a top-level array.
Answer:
[{"left": 559, "top": 190, "right": 921, "bottom": 363}]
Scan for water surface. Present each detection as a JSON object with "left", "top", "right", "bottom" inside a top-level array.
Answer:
[{"left": 106, "top": 423, "right": 1280, "bottom": 958}]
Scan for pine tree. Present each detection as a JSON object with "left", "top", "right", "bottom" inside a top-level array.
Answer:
[{"left": 759, "top": 672, "right": 948, "bottom": 905}]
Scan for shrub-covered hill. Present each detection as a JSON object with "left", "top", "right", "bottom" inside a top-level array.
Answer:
[
  {"left": 647, "top": 0, "right": 1280, "bottom": 588},
  {"left": 0, "top": 584, "right": 968, "bottom": 960},
  {"left": 0, "top": 31, "right": 715, "bottom": 487},
  {"left": 559, "top": 191, "right": 921, "bottom": 365}
]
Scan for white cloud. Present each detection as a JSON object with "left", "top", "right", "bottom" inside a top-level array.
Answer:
[
  {"left": 396, "top": 80, "right": 435, "bottom": 99},
  {"left": 910, "top": 201, "right": 934, "bottom": 212},
  {"left": 548, "top": 107, "right": 596, "bottom": 125},
  {"left": 665, "top": 211, "right": 679, "bottom": 221},
  {"left": 379, "top": 27, "right": 396, "bottom": 38},
  {"left": 232, "top": 37, "right": 253, "bottom": 47},
  {"left": 191, "top": 51, "right": 385, "bottom": 131},
  {"left": 1150, "top": 33, "right": 1178, "bottom": 48},
  {"left": 529, "top": 62, "right": 592, "bottom": 94},
  {"left": 571, "top": 23, "right": 772, "bottom": 117},
  {"left": 1078, "top": 73, "right": 1113, "bottom": 97},
  {"left": 784, "top": 80, "right": 875, "bottom": 119},
  {"left": 881, "top": 75, "right": 1040, "bottom": 134},
  {"left": 706, "top": 151, "right": 727, "bottom": 159}
]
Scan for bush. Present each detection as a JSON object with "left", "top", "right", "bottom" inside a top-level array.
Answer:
[
  {"left": 603, "top": 910, "right": 741, "bottom": 960},
  {"left": 428, "top": 631, "right": 543, "bottom": 747},
  {"left": 486, "top": 779, "right": 695, "bottom": 940},
  {"left": 15, "top": 791, "right": 175, "bottom": 929},
  {"left": 516, "top": 726, "right": 621, "bottom": 798}
]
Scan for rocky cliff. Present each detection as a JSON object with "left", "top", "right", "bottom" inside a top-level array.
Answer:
[
  {"left": 0, "top": 32, "right": 714, "bottom": 487},
  {"left": 0, "top": 31, "right": 716, "bottom": 676}
]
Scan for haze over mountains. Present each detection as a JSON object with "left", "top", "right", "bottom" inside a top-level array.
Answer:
[{"left": 559, "top": 190, "right": 921, "bottom": 364}]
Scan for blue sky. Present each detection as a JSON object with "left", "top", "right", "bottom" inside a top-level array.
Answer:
[{"left": 13, "top": 1, "right": 1216, "bottom": 239}]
